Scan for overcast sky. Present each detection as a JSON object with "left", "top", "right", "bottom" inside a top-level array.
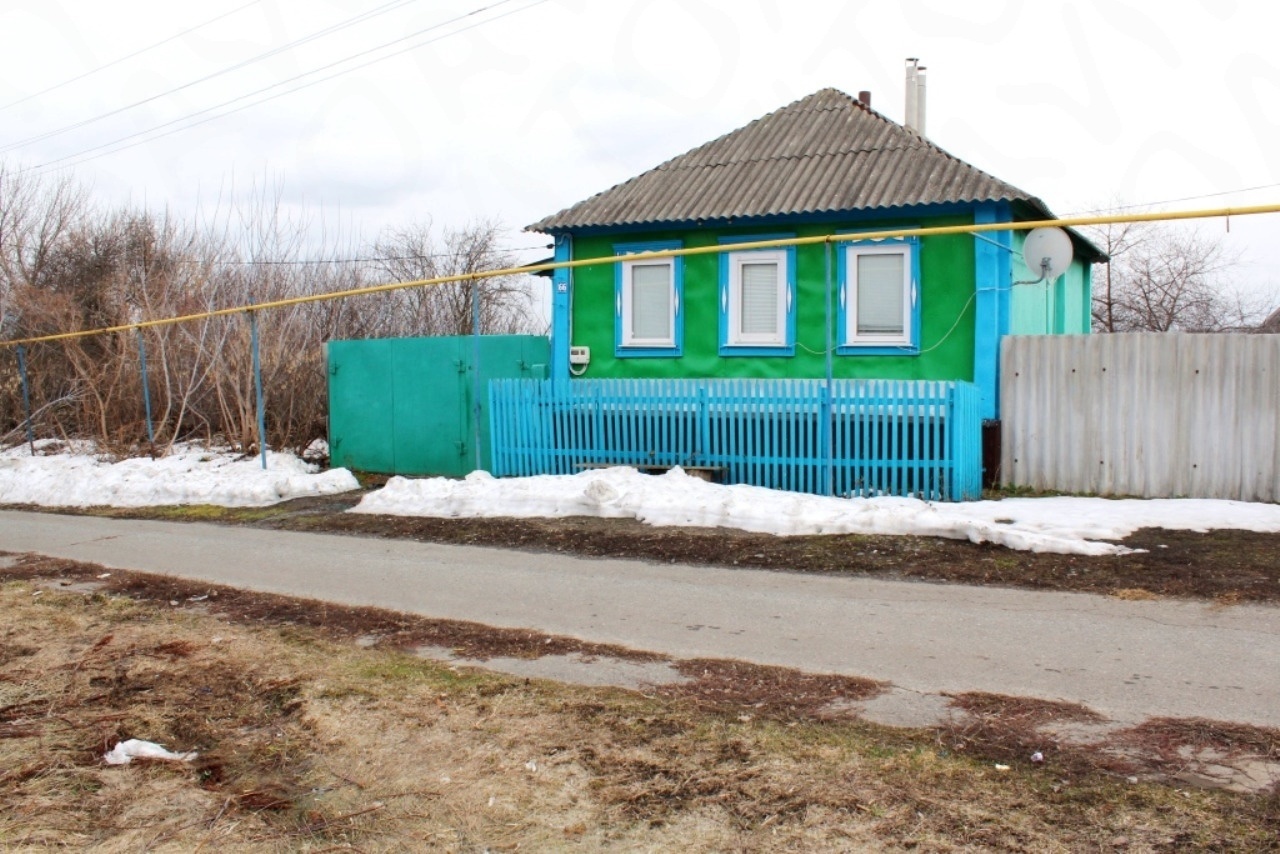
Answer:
[{"left": 2, "top": 0, "right": 1278, "bottom": 304}]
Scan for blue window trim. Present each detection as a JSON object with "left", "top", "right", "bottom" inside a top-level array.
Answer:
[
  {"left": 716, "top": 233, "right": 796, "bottom": 357},
  {"left": 613, "top": 240, "right": 683, "bottom": 358},
  {"left": 836, "top": 232, "right": 921, "bottom": 356}
]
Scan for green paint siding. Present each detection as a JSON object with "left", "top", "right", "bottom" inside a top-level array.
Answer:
[
  {"left": 569, "top": 218, "right": 977, "bottom": 381},
  {"left": 1009, "top": 231, "right": 1092, "bottom": 335}
]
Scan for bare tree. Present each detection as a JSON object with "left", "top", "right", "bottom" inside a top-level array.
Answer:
[
  {"left": 0, "top": 163, "right": 544, "bottom": 453},
  {"left": 1086, "top": 218, "right": 1147, "bottom": 334},
  {"left": 1085, "top": 215, "right": 1263, "bottom": 332},
  {"left": 0, "top": 166, "right": 89, "bottom": 338},
  {"left": 370, "top": 219, "right": 537, "bottom": 337}
]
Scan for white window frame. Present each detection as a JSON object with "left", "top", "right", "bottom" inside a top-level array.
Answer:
[
  {"left": 725, "top": 249, "right": 788, "bottom": 347},
  {"left": 619, "top": 257, "right": 676, "bottom": 349},
  {"left": 845, "top": 243, "right": 914, "bottom": 347}
]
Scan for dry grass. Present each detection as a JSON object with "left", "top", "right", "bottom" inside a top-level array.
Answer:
[
  {"left": 2, "top": 576, "right": 1278, "bottom": 851},
  {"left": 1111, "top": 587, "right": 1161, "bottom": 601}
]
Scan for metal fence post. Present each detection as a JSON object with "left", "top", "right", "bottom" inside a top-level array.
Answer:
[
  {"left": 136, "top": 329, "right": 155, "bottom": 447},
  {"left": 16, "top": 345, "right": 34, "bottom": 455},
  {"left": 249, "top": 311, "right": 267, "bottom": 470}
]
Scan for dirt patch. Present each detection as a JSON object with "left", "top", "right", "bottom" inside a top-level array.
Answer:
[
  {"left": 948, "top": 692, "right": 1106, "bottom": 728},
  {"left": 936, "top": 692, "right": 1123, "bottom": 779},
  {"left": 0, "top": 609, "right": 333, "bottom": 846},
  {"left": 80, "top": 498, "right": 1280, "bottom": 603},
  {"left": 1114, "top": 718, "right": 1280, "bottom": 791},
  {"left": 935, "top": 693, "right": 1280, "bottom": 799},
  {"left": 658, "top": 659, "right": 885, "bottom": 721},
  {"left": 416, "top": 648, "right": 691, "bottom": 690}
]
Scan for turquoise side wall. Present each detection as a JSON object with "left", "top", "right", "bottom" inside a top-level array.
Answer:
[
  {"left": 564, "top": 216, "right": 979, "bottom": 383},
  {"left": 1008, "top": 231, "right": 1093, "bottom": 335}
]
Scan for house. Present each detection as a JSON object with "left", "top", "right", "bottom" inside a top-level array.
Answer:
[
  {"left": 498, "top": 84, "right": 1105, "bottom": 498},
  {"left": 529, "top": 86, "right": 1102, "bottom": 416}
]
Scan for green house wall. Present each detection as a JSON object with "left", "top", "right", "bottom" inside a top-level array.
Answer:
[{"left": 567, "top": 216, "right": 979, "bottom": 382}]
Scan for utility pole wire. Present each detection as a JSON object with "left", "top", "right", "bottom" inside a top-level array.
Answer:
[
  {"left": 223, "top": 244, "right": 553, "bottom": 266},
  {"left": 1, "top": 0, "right": 424, "bottom": 153},
  {"left": 22, "top": 0, "right": 544, "bottom": 176},
  {"left": 1063, "top": 180, "right": 1280, "bottom": 216},
  {"left": 0, "top": 0, "right": 264, "bottom": 114}
]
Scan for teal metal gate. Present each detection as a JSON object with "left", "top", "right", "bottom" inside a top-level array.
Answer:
[{"left": 327, "top": 335, "right": 548, "bottom": 476}]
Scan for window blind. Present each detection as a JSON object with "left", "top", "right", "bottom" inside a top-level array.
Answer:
[
  {"left": 739, "top": 261, "right": 778, "bottom": 335},
  {"left": 856, "top": 253, "right": 905, "bottom": 335},
  {"left": 630, "top": 262, "right": 671, "bottom": 340}
]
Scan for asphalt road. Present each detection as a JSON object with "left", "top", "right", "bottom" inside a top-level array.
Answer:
[{"left": 2, "top": 509, "right": 1277, "bottom": 728}]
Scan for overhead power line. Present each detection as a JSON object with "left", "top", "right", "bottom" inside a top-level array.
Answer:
[
  {"left": 1063, "top": 180, "right": 1280, "bottom": 216},
  {"left": 223, "top": 243, "right": 553, "bottom": 265},
  {"left": 0, "top": 0, "right": 264, "bottom": 114},
  {"left": 2, "top": 0, "right": 424, "bottom": 154},
  {"left": 22, "top": 0, "right": 544, "bottom": 176}
]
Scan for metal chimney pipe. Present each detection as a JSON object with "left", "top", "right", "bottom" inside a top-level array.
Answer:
[
  {"left": 904, "top": 58, "right": 918, "bottom": 131},
  {"left": 916, "top": 65, "right": 927, "bottom": 137},
  {"left": 858, "top": 90, "right": 872, "bottom": 108}
]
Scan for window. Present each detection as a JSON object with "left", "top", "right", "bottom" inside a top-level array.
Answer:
[
  {"left": 719, "top": 245, "right": 795, "bottom": 355},
  {"left": 839, "top": 239, "right": 919, "bottom": 353},
  {"left": 615, "top": 241, "right": 682, "bottom": 356},
  {"left": 625, "top": 261, "right": 674, "bottom": 343}
]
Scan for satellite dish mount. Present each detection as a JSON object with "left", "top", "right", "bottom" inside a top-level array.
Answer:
[{"left": 1018, "top": 227, "right": 1073, "bottom": 284}]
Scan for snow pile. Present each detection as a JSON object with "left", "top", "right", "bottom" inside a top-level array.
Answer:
[
  {"left": 3, "top": 444, "right": 1276, "bottom": 556},
  {"left": 0, "top": 442, "right": 359, "bottom": 508},
  {"left": 104, "top": 739, "right": 197, "bottom": 765},
  {"left": 351, "top": 466, "right": 1280, "bottom": 556}
]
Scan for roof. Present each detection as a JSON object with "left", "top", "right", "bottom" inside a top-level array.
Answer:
[{"left": 528, "top": 88, "right": 1105, "bottom": 261}]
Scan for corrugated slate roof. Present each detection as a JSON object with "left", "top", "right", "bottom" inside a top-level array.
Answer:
[{"left": 528, "top": 88, "right": 1054, "bottom": 234}]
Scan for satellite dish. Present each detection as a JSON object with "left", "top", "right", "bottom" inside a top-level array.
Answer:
[{"left": 1022, "top": 227, "right": 1073, "bottom": 281}]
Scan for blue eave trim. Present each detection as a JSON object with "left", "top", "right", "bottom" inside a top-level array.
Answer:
[
  {"left": 536, "top": 201, "right": 992, "bottom": 239},
  {"left": 613, "top": 239, "right": 683, "bottom": 359},
  {"left": 716, "top": 233, "right": 797, "bottom": 357},
  {"left": 834, "top": 231, "right": 922, "bottom": 356}
]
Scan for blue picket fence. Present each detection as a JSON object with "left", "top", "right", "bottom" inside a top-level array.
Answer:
[{"left": 489, "top": 378, "right": 983, "bottom": 500}]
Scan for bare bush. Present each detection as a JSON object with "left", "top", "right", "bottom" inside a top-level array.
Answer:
[
  {"left": 371, "top": 219, "right": 538, "bottom": 336},
  {"left": 0, "top": 166, "right": 541, "bottom": 454},
  {"left": 1086, "top": 215, "right": 1266, "bottom": 333}
]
